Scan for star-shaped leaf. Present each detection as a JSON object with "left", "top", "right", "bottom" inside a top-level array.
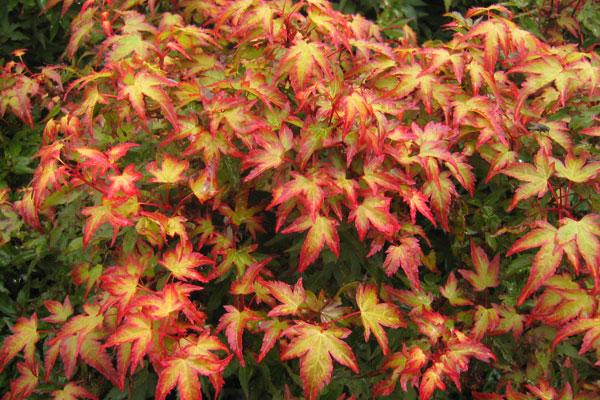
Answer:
[
  {"left": 282, "top": 214, "right": 340, "bottom": 271},
  {"left": 216, "top": 306, "right": 261, "bottom": 367},
  {"left": 383, "top": 237, "right": 424, "bottom": 289},
  {"left": 261, "top": 278, "right": 306, "bottom": 317},
  {"left": 159, "top": 240, "right": 213, "bottom": 282},
  {"left": 280, "top": 322, "right": 359, "bottom": 400},
  {"left": 0, "top": 314, "right": 39, "bottom": 372},
  {"left": 502, "top": 152, "right": 554, "bottom": 211},
  {"left": 349, "top": 195, "right": 399, "bottom": 240},
  {"left": 356, "top": 284, "right": 405, "bottom": 355},
  {"left": 147, "top": 155, "right": 190, "bottom": 184},
  {"left": 119, "top": 71, "right": 179, "bottom": 130},
  {"left": 278, "top": 36, "right": 332, "bottom": 91},
  {"left": 458, "top": 241, "right": 500, "bottom": 292}
]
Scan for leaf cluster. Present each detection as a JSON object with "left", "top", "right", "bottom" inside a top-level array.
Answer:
[{"left": 0, "top": 1, "right": 599, "bottom": 400}]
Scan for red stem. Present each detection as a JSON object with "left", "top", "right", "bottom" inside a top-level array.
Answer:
[{"left": 547, "top": 181, "right": 563, "bottom": 218}]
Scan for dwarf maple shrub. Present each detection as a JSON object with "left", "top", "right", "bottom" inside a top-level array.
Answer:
[{"left": 1, "top": 0, "right": 600, "bottom": 399}]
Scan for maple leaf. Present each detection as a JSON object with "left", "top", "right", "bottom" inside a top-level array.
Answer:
[
  {"left": 452, "top": 96, "right": 506, "bottom": 146},
  {"left": 458, "top": 241, "right": 500, "bottom": 292},
  {"left": 269, "top": 171, "right": 327, "bottom": 222},
  {"left": 189, "top": 166, "right": 219, "bottom": 204},
  {"left": 160, "top": 240, "right": 213, "bottom": 282},
  {"left": 510, "top": 55, "right": 579, "bottom": 111},
  {"left": 43, "top": 297, "right": 74, "bottom": 324},
  {"left": 141, "top": 212, "right": 189, "bottom": 243},
  {"left": 463, "top": 18, "right": 509, "bottom": 72},
  {"left": 420, "top": 362, "right": 445, "bottom": 400},
  {"left": 423, "top": 171, "right": 458, "bottom": 231},
  {"left": 104, "top": 22, "right": 156, "bottom": 62},
  {"left": 492, "top": 305, "right": 525, "bottom": 338},
  {"left": 106, "top": 164, "right": 142, "bottom": 198},
  {"left": 71, "top": 263, "right": 102, "bottom": 297},
  {"left": 531, "top": 275, "right": 595, "bottom": 326},
  {"left": 99, "top": 259, "right": 144, "bottom": 321},
  {"left": 506, "top": 221, "right": 563, "bottom": 306},
  {"left": 374, "top": 345, "right": 428, "bottom": 396},
  {"left": 75, "top": 147, "right": 113, "bottom": 175},
  {"left": 553, "top": 153, "right": 600, "bottom": 183},
  {"left": 46, "top": 332, "right": 119, "bottom": 387},
  {"left": 281, "top": 322, "right": 359, "bottom": 400},
  {"left": 216, "top": 306, "right": 261, "bottom": 366},
  {"left": 349, "top": 195, "right": 399, "bottom": 240},
  {"left": 104, "top": 313, "right": 153, "bottom": 374},
  {"left": 147, "top": 155, "right": 190, "bottom": 184},
  {"left": 420, "top": 47, "right": 465, "bottom": 81},
  {"left": 257, "top": 319, "right": 289, "bottom": 363},
  {"left": 202, "top": 94, "right": 268, "bottom": 135},
  {"left": 66, "top": 7, "right": 95, "bottom": 58},
  {"left": 155, "top": 331, "right": 232, "bottom": 400},
  {"left": 81, "top": 199, "right": 136, "bottom": 246},
  {"left": 440, "top": 272, "right": 473, "bottom": 306},
  {"left": 219, "top": 194, "right": 265, "bottom": 240},
  {"left": 0, "top": 314, "right": 38, "bottom": 372},
  {"left": 411, "top": 310, "right": 449, "bottom": 344},
  {"left": 282, "top": 214, "right": 340, "bottom": 271},
  {"left": 156, "top": 356, "right": 213, "bottom": 400},
  {"left": 51, "top": 382, "right": 97, "bottom": 400},
  {"left": 507, "top": 215, "right": 600, "bottom": 304},
  {"left": 338, "top": 89, "right": 373, "bottom": 135},
  {"left": 242, "top": 127, "right": 293, "bottom": 182},
  {"left": 134, "top": 283, "right": 204, "bottom": 322},
  {"left": 401, "top": 189, "right": 437, "bottom": 227},
  {"left": 278, "top": 35, "right": 332, "bottom": 91},
  {"left": 32, "top": 158, "right": 66, "bottom": 207},
  {"left": 119, "top": 71, "right": 179, "bottom": 130},
  {"left": 261, "top": 278, "right": 306, "bottom": 317},
  {"left": 383, "top": 237, "right": 424, "bottom": 289},
  {"left": 4, "top": 362, "right": 38, "bottom": 400},
  {"left": 75, "top": 143, "right": 138, "bottom": 176},
  {"left": 238, "top": 69, "right": 287, "bottom": 109},
  {"left": 387, "top": 64, "right": 452, "bottom": 114},
  {"left": 420, "top": 331, "right": 495, "bottom": 399},
  {"left": 361, "top": 157, "right": 412, "bottom": 196},
  {"left": 502, "top": 152, "right": 554, "bottom": 211},
  {"left": 54, "top": 304, "right": 104, "bottom": 349},
  {"left": 552, "top": 317, "right": 600, "bottom": 364},
  {"left": 482, "top": 144, "right": 517, "bottom": 183},
  {"left": 471, "top": 306, "right": 500, "bottom": 340},
  {"left": 230, "top": 258, "right": 271, "bottom": 296},
  {"left": 557, "top": 215, "right": 600, "bottom": 287},
  {"left": 356, "top": 283, "right": 405, "bottom": 355}
]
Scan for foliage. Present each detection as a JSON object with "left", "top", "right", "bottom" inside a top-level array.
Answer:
[
  {"left": 0, "top": 0, "right": 78, "bottom": 66},
  {"left": 334, "top": 0, "right": 600, "bottom": 45},
  {"left": 1, "top": 1, "right": 600, "bottom": 399}
]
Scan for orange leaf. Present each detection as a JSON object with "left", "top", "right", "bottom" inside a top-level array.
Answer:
[
  {"left": 160, "top": 240, "right": 213, "bottom": 282},
  {"left": 349, "top": 195, "right": 399, "bottom": 240},
  {"left": 282, "top": 214, "right": 340, "bottom": 271},
  {"left": 216, "top": 306, "right": 261, "bottom": 366},
  {"left": 281, "top": 322, "right": 359, "bottom": 400},
  {"left": 383, "top": 237, "right": 424, "bottom": 289}
]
